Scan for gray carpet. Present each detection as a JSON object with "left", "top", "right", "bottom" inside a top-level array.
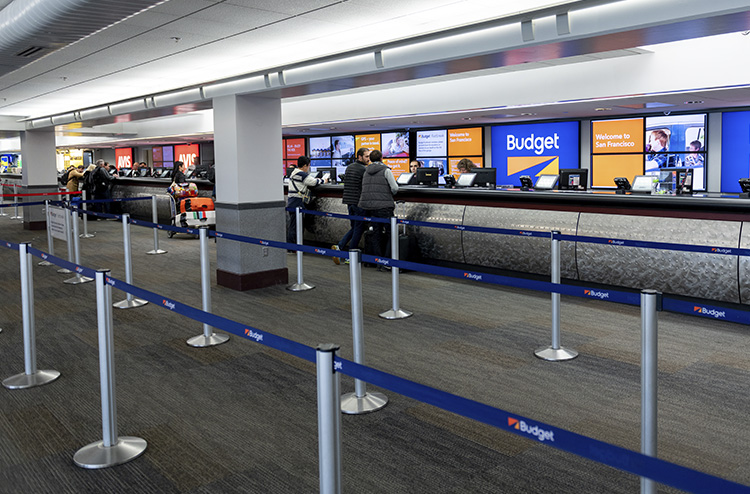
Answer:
[{"left": 0, "top": 217, "right": 749, "bottom": 493}]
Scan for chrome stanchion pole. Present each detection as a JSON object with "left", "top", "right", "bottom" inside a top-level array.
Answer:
[
  {"left": 3, "top": 242, "right": 60, "bottom": 389},
  {"left": 113, "top": 214, "right": 147, "bottom": 308},
  {"left": 80, "top": 190, "right": 95, "bottom": 238},
  {"left": 146, "top": 195, "right": 166, "bottom": 255},
  {"left": 10, "top": 192, "right": 21, "bottom": 220},
  {"left": 379, "top": 216, "right": 412, "bottom": 319},
  {"left": 74, "top": 269, "right": 147, "bottom": 469},
  {"left": 341, "top": 249, "right": 388, "bottom": 414},
  {"left": 57, "top": 206, "right": 74, "bottom": 274},
  {"left": 39, "top": 200, "right": 54, "bottom": 266},
  {"left": 64, "top": 207, "right": 93, "bottom": 284},
  {"left": 640, "top": 289, "right": 660, "bottom": 494},
  {"left": 535, "top": 230, "right": 578, "bottom": 361},
  {"left": 187, "top": 226, "right": 229, "bottom": 347},
  {"left": 317, "top": 344, "right": 343, "bottom": 494},
  {"left": 287, "top": 207, "right": 314, "bottom": 291},
  {"left": 0, "top": 180, "right": 8, "bottom": 216}
]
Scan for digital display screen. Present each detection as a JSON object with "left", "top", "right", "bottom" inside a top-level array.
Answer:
[
  {"left": 382, "top": 132, "right": 409, "bottom": 158},
  {"left": 356, "top": 134, "right": 381, "bottom": 151},
  {"left": 448, "top": 127, "right": 482, "bottom": 156},
  {"left": 309, "top": 137, "right": 331, "bottom": 159},
  {"left": 331, "top": 135, "right": 355, "bottom": 166},
  {"left": 416, "top": 130, "right": 447, "bottom": 157}
]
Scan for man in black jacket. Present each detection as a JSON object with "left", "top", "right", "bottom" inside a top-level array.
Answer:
[
  {"left": 92, "top": 160, "right": 114, "bottom": 214},
  {"left": 332, "top": 147, "right": 370, "bottom": 264}
]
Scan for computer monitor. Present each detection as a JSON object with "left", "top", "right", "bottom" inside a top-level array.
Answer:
[
  {"left": 679, "top": 168, "right": 694, "bottom": 195},
  {"left": 471, "top": 168, "right": 496, "bottom": 188},
  {"left": 534, "top": 175, "right": 558, "bottom": 190},
  {"left": 558, "top": 168, "right": 588, "bottom": 191},
  {"left": 397, "top": 172, "right": 415, "bottom": 185},
  {"left": 314, "top": 167, "right": 336, "bottom": 183},
  {"left": 657, "top": 167, "right": 687, "bottom": 194},
  {"left": 416, "top": 167, "right": 439, "bottom": 186},
  {"left": 456, "top": 173, "right": 476, "bottom": 187}
]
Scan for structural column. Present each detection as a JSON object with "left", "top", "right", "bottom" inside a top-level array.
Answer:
[
  {"left": 20, "top": 129, "right": 58, "bottom": 230},
  {"left": 212, "top": 94, "right": 288, "bottom": 290}
]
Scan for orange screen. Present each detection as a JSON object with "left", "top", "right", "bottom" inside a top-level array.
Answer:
[
  {"left": 592, "top": 119, "right": 643, "bottom": 154},
  {"left": 448, "top": 128, "right": 482, "bottom": 156},
  {"left": 591, "top": 155, "right": 644, "bottom": 187},
  {"left": 356, "top": 134, "right": 381, "bottom": 151},
  {"left": 449, "top": 157, "right": 484, "bottom": 175},
  {"left": 384, "top": 158, "right": 410, "bottom": 175}
]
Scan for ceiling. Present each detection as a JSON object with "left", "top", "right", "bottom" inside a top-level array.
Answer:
[{"left": 0, "top": 0, "right": 750, "bottom": 149}]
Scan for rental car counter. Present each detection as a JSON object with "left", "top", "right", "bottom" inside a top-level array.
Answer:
[{"left": 307, "top": 185, "right": 750, "bottom": 306}]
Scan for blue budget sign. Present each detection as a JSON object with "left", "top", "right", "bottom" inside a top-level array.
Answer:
[
  {"left": 491, "top": 121, "right": 580, "bottom": 185},
  {"left": 721, "top": 111, "right": 750, "bottom": 193}
]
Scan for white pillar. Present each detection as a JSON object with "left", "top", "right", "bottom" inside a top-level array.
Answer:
[
  {"left": 213, "top": 94, "right": 288, "bottom": 290},
  {"left": 20, "top": 129, "right": 58, "bottom": 230}
]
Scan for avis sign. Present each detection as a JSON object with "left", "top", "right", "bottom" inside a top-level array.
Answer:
[{"left": 115, "top": 147, "right": 133, "bottom": 169}]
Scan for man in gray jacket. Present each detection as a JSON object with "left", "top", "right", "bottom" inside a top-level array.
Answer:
[{"left": 358, "top": 149, "right": 398, "bottom": 259}]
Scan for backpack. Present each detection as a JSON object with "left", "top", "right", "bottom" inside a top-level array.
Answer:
[
  {"left": 59, "top": 169, "right": 70, "bottom": 186},
  {"left": 83, "top": 170, "right": 94, "bottom": 190}
]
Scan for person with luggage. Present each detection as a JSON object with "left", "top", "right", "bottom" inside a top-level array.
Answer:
[
  {"left": 358, "top": 149, "right": 398, "bottom": 269},
  {"left": 173, "top": 161, "right": 188, "bottom": 185},
  {"left": 66, "top": 165, "right": 85, "bottom": 193},
  {"left": 287, "top": 156, "right": 326, "bottom": 248},
  {"left": 332, "top": 147, "right": 371, "bottom": 264}
]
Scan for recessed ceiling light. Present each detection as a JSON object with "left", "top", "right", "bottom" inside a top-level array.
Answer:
[
  {"left": 462, "top": 117, "right": 472, "bottom": 121},
  {"left": 520, "top": 112, "right": 537, "bottom": 116},
  {"left": 684, "top": 100, "right": 704, "bottom": 105},
  {"left": 329, "top": 127, "right": 336, "bottom": 130},
  {"left": 595, "top": 107, "right": 612, "bottom": 111}
]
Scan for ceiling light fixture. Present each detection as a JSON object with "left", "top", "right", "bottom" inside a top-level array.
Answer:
[
  {"left": 594, "top": 107, "right": 612, "bottom": 111},
  {"left": 684, "top": 100, "right": 704, "bottom": 105}
]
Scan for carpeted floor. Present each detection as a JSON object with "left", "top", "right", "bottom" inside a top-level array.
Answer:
[{"left": 0, "top": 217, "right": 749, "bottom": 493}]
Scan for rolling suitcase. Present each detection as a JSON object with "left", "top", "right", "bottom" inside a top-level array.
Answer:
[{"left": 180, "top": 197, "right": 214, "bottom": 213}]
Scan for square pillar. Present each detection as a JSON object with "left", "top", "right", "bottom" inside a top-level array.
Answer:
[{"left": 20, "top": 129, "right": 58, "bottom": 230}]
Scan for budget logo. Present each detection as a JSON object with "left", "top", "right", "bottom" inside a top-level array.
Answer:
[
  {"left": 375, "top": 258, "right": 390, "bottom": 266},
  {"left": 693, "top": 306, "right": 726, "bottom": 319},
  {"left": 75, "top": 266, "right": 83, "bottom": 273},
  {"left": 584, "top": 289, "right": 610, "bottom": 300},
  {"left": 260, "top": 240, "right": 269, "bottom": 246},
  {"left": 214, "top": 231, "right": 223, "bottom": 237},
  {"left": 314, "top": 248, "right": 326, "bottom": 255},
  {"left": 162, "top": 299, "right": 176, "bottom": 311},
  {"left": 519, "top": 231, "right": 533, "bottom": 236},
  {"left": 464, "top": 272, "right": 483, "bottom": 281},
  {"left": 244, "top": 329, "right": 263, "bottom": 342},
  {"left": 507, "top": 417, "right": 555, "bottom": 442},
  {"left": 608, "top": 240, "right": 625, "bottom": 246},
  {"left": 454, "top": 225, "right": 466, "bottom": 230},
  {"left": 711, "top": 248, "right": 732, "bottom": 254}
]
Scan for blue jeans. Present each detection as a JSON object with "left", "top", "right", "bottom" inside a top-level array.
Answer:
[
  {"left": 337, "top": 205, "right": 367, "bottom": 251},
  {"left": 364, "top": 207, "right": 394, "bottom": 257}
]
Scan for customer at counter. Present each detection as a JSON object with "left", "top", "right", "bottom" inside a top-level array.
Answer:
[
  {"left": 332, "top": 147, "right": 371, "bottom": 263},
  {"left": 287, "top": 156, "right": 326, "bottom": 247},
  {"left": 66, "top": 165, "right": 85, "bottom": 193},
  {"left": 173, "top": 161, "right": 187, "bottom": 185},
  {"left": 359, "top": 149, "right": 398, "bottom": 263}
]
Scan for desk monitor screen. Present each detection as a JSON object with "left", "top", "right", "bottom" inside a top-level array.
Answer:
[
  {"left": 416, "top": 167, "right": 439, "bottom": 186},
  {"left": 313, "top": 167, "right": 336, "bottom": 183},
  {"left": 456, "top": 173, "right": 476, "bottom": 187},
  {"left": 535, "top": 174, "right": 558, "bottom": 190},
  {"left": 471, "top": 168, "right": 496, "bottom": 188},
  {"left": 397, "top": 172, "right": 414, "bottom": 185},
  {"left": 631, "top": 175, "right": 653, "bottom": 193},
  {"left": 558, "top": 168, "right": 588, "bottom": 191}
]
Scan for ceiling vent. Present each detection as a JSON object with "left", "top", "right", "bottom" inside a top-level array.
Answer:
[{"left": 14, "top": 46, "right": 46, "bottom": 58}]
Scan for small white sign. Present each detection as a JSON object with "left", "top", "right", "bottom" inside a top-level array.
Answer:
[{"left": 48, "top": 206, "right": 67, "bottom": 241}]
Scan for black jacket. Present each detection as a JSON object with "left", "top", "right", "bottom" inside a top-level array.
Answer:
[
  {"left": 342, "top": 160, "right": 366, "bottom": 205},
  {"left": 93, "top": 166, "right": 113, "bottom": 193},
  {"left": 173, "top": 170, "right": 187, "bottom": 184}
]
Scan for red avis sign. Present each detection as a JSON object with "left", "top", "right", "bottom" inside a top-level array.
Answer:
[
  {"left": 115, "top": 148, "right": 133, "bottom": 169},
  {"left": 175, "top": 144, "right": 199, "bottom": 167}
]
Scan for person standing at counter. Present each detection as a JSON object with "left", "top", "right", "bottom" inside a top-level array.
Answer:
[
  {"left": 92, "top": 160, "right": 115, "bottom": 214},
  {"left": 359, "top": 149, "right": 398, "bottom": 263},
  {"left": 66, "top": 165, "right": 85, "bottom": 193},
  {"left": 287, "top": 156, "right": 326, "bottom": 247},
  {"left": 332, "top": 147, "right": 371, "bottom": 264},
  {"left": 173, "top": 161, "right": 187, "bottom": 185}
]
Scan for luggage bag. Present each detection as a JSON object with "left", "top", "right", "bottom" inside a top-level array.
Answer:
[{"left": 180, "top": 197, "right": 214, "bottom": 213}]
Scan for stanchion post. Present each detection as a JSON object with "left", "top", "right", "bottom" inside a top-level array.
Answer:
[
  {"left": 146, "top": 195, "right": 166, "bottom": 255},
  {"left": 0, "top": 180, "right": 7, "bottom": 216},
  {"left": 317, "top": 344, "right": 343, "bottom": 494},
  {"left": 39, "top": 200, "right": 54, "bottom": 266},
  {"left": 57, "top": 205, "right": 74, "bottom": 274},
  {"left": 341, "top": 249, "right": 388, "bottom": 414},
  {"left": 2, "top": 242, "right": 60, "bottom": 389},
  {"left": 10, "top": 192, "right": 21, "bottom": 220},
  {"left": 287, "top": 207, "right": 314, "bottom": 291},
  {"left": 64, "top": 207, "right": 93, "bottom": 284},
  {"left": 80, "top": 190, "right": 95, "bottom": 238},
  {"left": 74, "top": 270, "right": 147, "bottom": 469},
  {"left": 535, "top": 230, "right": 578, "bottom": 361},
  {"left": 379, "top": 216, "right": 412, "bottom": 320},
  {"left": 640, "top": 289, "right": 660, "bottom": 494},
  {"left": 187, "top": 226, "right": 229, "bottom": 347},
  {"left": 113, "top": 214, "right": 147, "bottom": 309}
]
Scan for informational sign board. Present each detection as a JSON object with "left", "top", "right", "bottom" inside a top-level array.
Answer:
[{"left": 48, "top": 206, "right": 67, "bottom": 241}]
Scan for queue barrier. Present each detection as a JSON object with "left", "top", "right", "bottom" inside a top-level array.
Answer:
[{"left": 1, "top": 239, "right": 747, "bottom": 492}]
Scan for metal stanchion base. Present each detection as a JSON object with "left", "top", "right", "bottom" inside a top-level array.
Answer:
[
  {"left": 340, "top": 391, "right": 388, "bottom": 414},
  {"left": 57, "top": 268, "right": 72, "bottom": 274},
  {"left": 186, "top": 333, "right": 230, "bottom": 347},
  {"left": 10, "top": 216, "right": 22, "bottom": 220},
  {"left": 287, "top": 282, "right": 315, "bottom": 291},
  {"left": 64, "top": 274, "right": 94, "bottom": 284},
  {"left": 534, "top": 346, "right": 579, "bottom": 361},
  {"left": 73, "top": 437, "right": 147, "bottom": 469},
  {"left": 3, "top": 370, "right": 60, "bottom": 389},
  {"left": 0, "top": 212, "right": 8, "bottom": 217},
  {"left": 113, "top": 298, "right": 148, "bottom": 309},
  {"left": 38, "top": 261, "right": 53, "bottom": 266},
  {"left": 79, "top": 233, "right": 96, "bottom": 238},
  {"left": 379, "top": 308, "right": 413, "bottom": 320},
  {"left": 146, "top": 249, "right": 167, "bottom": 255}
]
